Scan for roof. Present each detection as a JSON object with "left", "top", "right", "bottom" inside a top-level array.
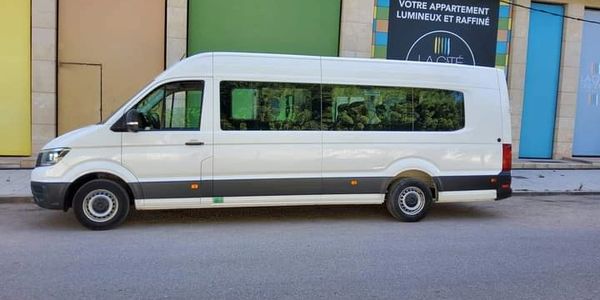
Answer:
[{"left": 155, "top": 52, "right": 502, "bottom": 89}]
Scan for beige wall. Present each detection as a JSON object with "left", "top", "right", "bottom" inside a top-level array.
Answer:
[
  {"left": 2, "top": 0, "right": 599, "bottom": 167},
  {"left": 166, "top": 0, "right": 187, "bottom": 68},
  {"left": 508, "top": 0, "right": 599, "bottom": 159},
  {"left": 339, "top": 0, "right": 374, "bottom": 58},
  {"left": 338, "top": 0, "right": 599, "bottom": 160},
  {"left": 507, "top": 0, "right": 531, "bottom": 160},
  {"left": 0, "top": 0, "right": 57, "bottom": 168},
  {"left": 31, "top": 0, "right": 57, "bottom": 161},
  {"left": 0, "top": 0, "right": 187, "bottom": 167}
]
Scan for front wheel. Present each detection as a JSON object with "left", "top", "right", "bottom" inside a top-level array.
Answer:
[
  {"left": 385, "top": 179, "right": 433, "bottom": 222},
  {"left": 72, "top": 179, "right": 130, "bottom": 230}
]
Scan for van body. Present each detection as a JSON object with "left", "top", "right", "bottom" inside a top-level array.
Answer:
[{"left": 31, "top": 52, "right": 512, "bottom": 230}]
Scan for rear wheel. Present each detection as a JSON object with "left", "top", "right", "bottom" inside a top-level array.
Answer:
[
  {"left": 72, "top": 179, "right": 130, "bottom": 230},
  {"left": 385, "top": 178, "right": 432, "bottom": 222}
]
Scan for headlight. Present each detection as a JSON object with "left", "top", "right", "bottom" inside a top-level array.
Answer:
[{"left": 36, "top": 148, "right": 70, "bottom": 167}]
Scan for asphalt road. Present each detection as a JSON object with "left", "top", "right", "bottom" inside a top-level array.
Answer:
[{"left": 1, "top": 195, "right": 599, "bottom": 300}]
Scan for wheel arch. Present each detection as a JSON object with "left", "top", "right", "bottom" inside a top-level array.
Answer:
[
  {"left": 63, "top": 172, "right": 138, "bottom": 211},
  {"left": 384, "top": 158, "right": 441, "bottom": 199}
]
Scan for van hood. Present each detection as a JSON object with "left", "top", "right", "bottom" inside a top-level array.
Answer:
[{"left": 42, "top": 125, "right": 116, "bottom": 150}]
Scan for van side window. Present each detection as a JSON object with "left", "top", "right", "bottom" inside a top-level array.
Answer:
[
  {"left": 413, "top": 88, "right": 465, "bottom": 131},
  {"left": 133, "top": 81, "right": 204, "bottom": 131},
  {"left": 322, "top": 85, "right": 464, "bottom": 131},
  {"left": 220, "top": 81, "right": 321, "bottom": 130}
]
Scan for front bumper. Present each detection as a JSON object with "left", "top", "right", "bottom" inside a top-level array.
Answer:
[{"left": 31, "top": 181, "right": 69, "bottom": 210}]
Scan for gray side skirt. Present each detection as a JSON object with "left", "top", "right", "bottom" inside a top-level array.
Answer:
[
  {"left": 131, "top": 177, "right": 391, "bottom": 199},
  {"left": 130, "top": 175, "right": 503, "bottom": 199}
]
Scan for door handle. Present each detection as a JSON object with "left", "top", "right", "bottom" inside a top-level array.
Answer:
[{"left": 185, "top": 141, "right": 205, "bottom": 146}]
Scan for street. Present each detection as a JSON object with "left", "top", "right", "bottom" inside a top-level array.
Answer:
[{"left": 1, "top": 195, "right": 599, "bottom": 299}]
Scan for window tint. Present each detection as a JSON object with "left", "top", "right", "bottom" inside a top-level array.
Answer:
[
  {"left": 220, "top": 81, "right": 321, "bottom": 130},
  {"left": 134, "top": 81, "right": 203, "bottom": 131},
  {"left": 322, "top": 85, "right": 464, "bottom": 131},
  {"left": 413, "top": 88, "right": 464, "bottom": 131}
]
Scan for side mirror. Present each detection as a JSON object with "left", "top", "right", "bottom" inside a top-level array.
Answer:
[{"left": 125, "top": 109, "right": 142, "bottom": 132}]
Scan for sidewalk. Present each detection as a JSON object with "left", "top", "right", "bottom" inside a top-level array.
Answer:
[
  {"left": 1, "top": 169, "right": 32, "bottom": 198},
  {"left": 2, "top": 168, "right": 600, "bottom": 201},
  {"left": 511, "top": 169, "right": 600, "bottom": 194}
]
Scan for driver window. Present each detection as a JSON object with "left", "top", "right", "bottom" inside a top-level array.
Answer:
[{"left": 133, "top": 81, "right": 204, "bottom": 130}]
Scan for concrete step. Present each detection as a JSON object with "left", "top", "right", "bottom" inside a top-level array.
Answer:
[
  {"left": 0, "top": 158, "right": 35, "bottom": 169},
  {"left": 513, "top": 159, "right": 599, "bottom": 170}
]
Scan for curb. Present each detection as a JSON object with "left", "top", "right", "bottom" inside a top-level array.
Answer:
[
  {"left": 0, "top": 197, "right": 33, "bottom": 203},
  {"left": 513, "top": 191, "right": 600, "bottom": 196}
]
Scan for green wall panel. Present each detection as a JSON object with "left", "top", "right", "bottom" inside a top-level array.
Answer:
[{"left": 188, "top": 0, "right": 341, "bottom": 56}]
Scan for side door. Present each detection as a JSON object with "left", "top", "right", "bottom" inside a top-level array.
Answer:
[
  {"left": 211, "top": 80, "right": 322, "bottom": 204},
  {"left": 122, "top": 80, "right": 213, "bottom": 206}
]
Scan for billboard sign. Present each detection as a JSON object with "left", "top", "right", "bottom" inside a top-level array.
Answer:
[{"left": 387, "top": 0, "right": 500, "bottom": 67}]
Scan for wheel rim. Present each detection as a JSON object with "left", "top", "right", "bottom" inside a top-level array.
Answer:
[
  {"left": 397, "top": 186, "right": 426, "bottom": 216},
  {"left": 82, "top": 189, "right": 118, "bottom": 223}
]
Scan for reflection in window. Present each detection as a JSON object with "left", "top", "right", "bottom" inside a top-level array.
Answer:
[
  {"left": 322, "top": 85, "right": 464, "bottom": 132},
  {"left": 414, "top": 89, "right": 464, "bottom": 131},
  {"left": 220, "top": 81, "right": 321, "bottom": 131}
]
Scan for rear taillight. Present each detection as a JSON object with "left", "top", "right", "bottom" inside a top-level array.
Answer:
[{"left": 502, "top": 144, "right": 512, "bottom": 172}]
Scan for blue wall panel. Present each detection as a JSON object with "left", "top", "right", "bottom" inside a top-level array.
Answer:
[
  {"left": 573, "top": 9, "right": 600, "bottom": 156},
  {"left": 519, "top": 3, "right": 564, "bottom": 158}
]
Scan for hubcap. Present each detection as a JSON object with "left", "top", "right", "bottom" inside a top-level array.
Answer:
[
  {"left": 397, "top": 186, "right": 426, "bottom": 216},
  {"left": 82, "top": 189, "right": 118, "bottom": 223}
]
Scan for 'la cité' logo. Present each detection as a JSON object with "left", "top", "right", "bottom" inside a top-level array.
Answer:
[{"left": 406, "top": 30, "right": 476, "bottom": 65}]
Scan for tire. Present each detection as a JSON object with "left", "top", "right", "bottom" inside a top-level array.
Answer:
[
  {"left": 72, "top": 179, "right": 130, "bottom": 230},
  {"left": 385, "top": 178, "right": 433, "bottom": 222}
]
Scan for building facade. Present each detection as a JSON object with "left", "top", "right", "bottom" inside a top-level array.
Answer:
[{"left": 1, "top": 0, "right": 599, "bottom": 167}]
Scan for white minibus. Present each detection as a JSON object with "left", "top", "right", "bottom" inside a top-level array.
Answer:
[{"left": 31, "top": 52, "right": 512, "bottom": 230}]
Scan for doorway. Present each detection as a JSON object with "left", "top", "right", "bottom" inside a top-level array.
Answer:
[
  {"left": 573, "top": 9, "right": 600, "bottom": 156},
  {"left": 58, "top": 0, "right": 165, "bottom": 134},
  {"left": 519, "top": 3, "right": 564, "bottom": 159}
]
